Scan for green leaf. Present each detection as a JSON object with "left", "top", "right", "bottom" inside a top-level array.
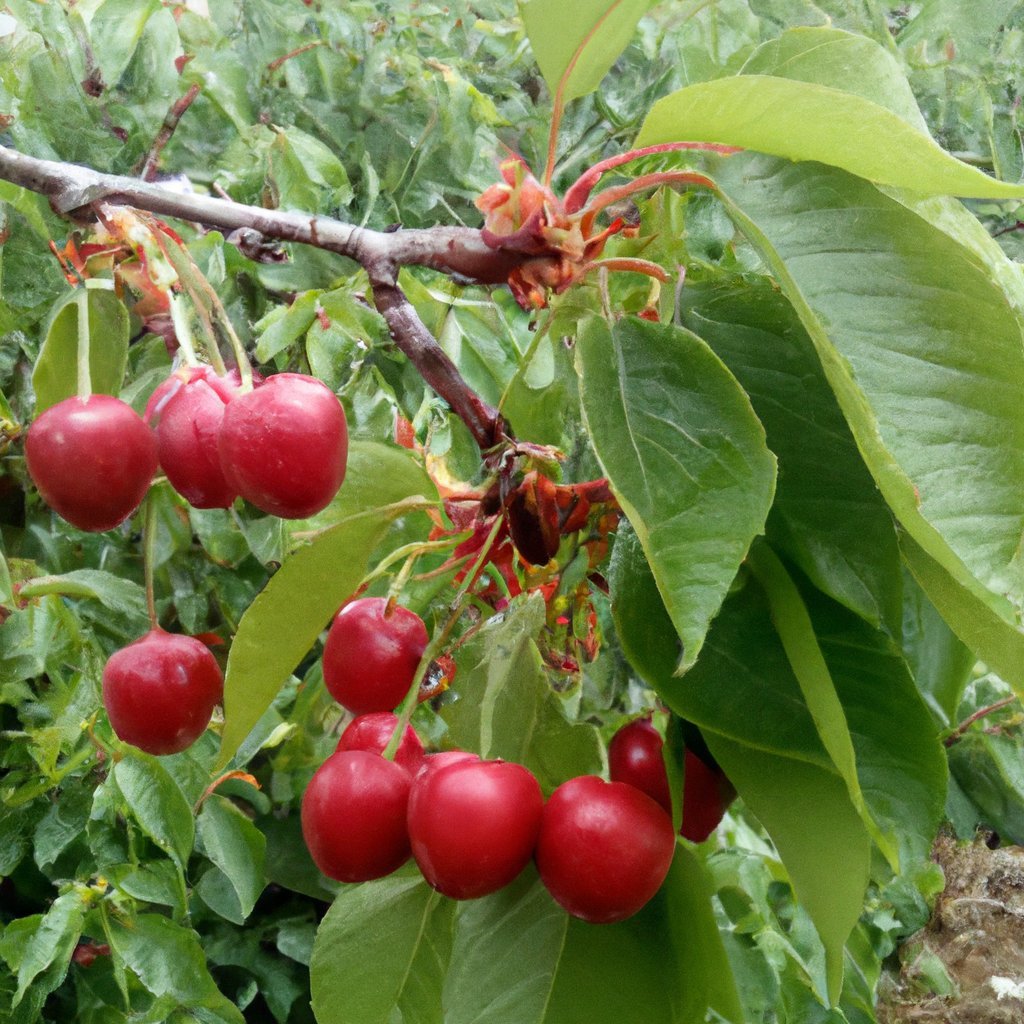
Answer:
[
  {"left": 636, "top": 76, "right": 1024, "bottom": 199},
  {"left": 576, "top": 316, "right": 775, "bottom": 670},
  {"left": 106, "top": 913, "right": 244, "bottom": 1022},
  {"left": 16, "top": 569, "right": 147, "bottom": 624},
  {"left": 442, "top": 869, "right": 567, "bottom": 1024},
  {"left": 664, "top": 847, "right": 744, "bottom": 1024},
  {"left": 442, "top": 595, "right": 603, "bottom": 793},
  {"left": 519, "top": 0, "right": 657, "bottom": 105},
  {"left": 901, "top": 566, "right": 976, "bottom": 728},
  {"left": 681, "top": 275, "right": 901, "bottom": 635},
  {"left": 711, "top": 155, "right": 1024, "bottom": 687},
  {"left": 12, "top": 890, "right": 86, "bottom": 1007},
  {"left": 900, "top": 533, "right": 1024, "bottom": 698},
  {"left": 310, "top": 876, "right": 454, "bottom": 1024},
  {"left": 948, "top": 731, "right": 1024, "bottom": 844},
  {"left": 196, "top": 795, "right": 266, "bottom": 920},
  {"left": 88, "top": 0, "right": 161, "bottom": 88},
  {"left": 268, "top": 126, "right": 352, "bottom": 213},
  {"left": 254, "top": 291, "right": 320, "bottom": 363},
  {"left": 32, "top": 288, "right": 130, "bottom": 414},
  {"left": 113, "top": 752, "right": 195, "bottom": 872},
  {"left": 218, "top": 502, "right": 426, "bottom": 768},
  {"left": 609, "top": 530, "right": 869, "bottom": 1002},
  {"left": 747, "top": 542, "right": 892, "bottom": 865}
]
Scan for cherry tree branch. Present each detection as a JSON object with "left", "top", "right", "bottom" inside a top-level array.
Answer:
[{"left": 0, "top": 145, "right": 520, "bottom": 450}]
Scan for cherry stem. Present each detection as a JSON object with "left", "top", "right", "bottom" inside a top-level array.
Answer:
[
  {"left": 361, "top": 537, "right": 465, "bottom": 590},
  {"left": 944, "top": 695, "right": 1018, "bottom": 747},
  {"left": 582, "top": 170, "right": 717, "bottom": 218},
  {"left": 168, "top": 293, "right": 201, "bottom": 367},
  {"left": 75, "top": 288, "right": 92, "bottom": 400},
  {"left": 382, "top": 515, "right": 504, "bottom": 761},
  {"left": 142, "top": 491, "right": 159, "bottom": 630},
  {"left": 582, "top": 256, "right": 670, "bottom": 282}
]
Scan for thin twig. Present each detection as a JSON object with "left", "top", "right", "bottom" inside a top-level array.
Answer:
[
  {"left": 944, "top": 695, "right": 1018, "bottom": 747},
  {"left": 139, "top": 84, "right": 202, "bottom": 182}
]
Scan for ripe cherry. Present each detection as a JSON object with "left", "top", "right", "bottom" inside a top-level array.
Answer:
[
  {"left": 535, "top": 775, "right": 675, "bottom": 923},
  {"left": 301, "top": 749, "right": 412, "bottom": 882},
  {"left": 407, "top": 758, "right": 543, "bottom": 900},
  {"left": 218, "top": 372, "right": 347, "bottom": 518},
  {"left": 25, "top": 394, "right": 158, "bottom": 532},
  {"left": 322, "top": 598, "right": 428, "bottom": 715},
  {"left": 336, "top": 712, "right": 425, "bottom": 774},
  {"left": 154, "top": 371, "right": 239, "bottom": 509},
  {"left": 102, "top": 629, "right": 223, "bottom": 755},
  {"left": 608, "top": 717, "right": 733, "bottom": 843}
]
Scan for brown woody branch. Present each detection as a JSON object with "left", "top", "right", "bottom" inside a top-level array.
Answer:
[{"left": 0, "top": 146, "right": 523, "bottom": 450}]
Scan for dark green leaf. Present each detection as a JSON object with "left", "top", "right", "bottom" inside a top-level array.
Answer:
[
  {"left": 713, "top": 155, "right": 1024, "bottom": 691},
  {"left": 196, "top": 795, "right": 266, "bottom": 920},
  {"left": 106, "top": 913, "right": 244, "bottom": 1022},
  {"left": 948, "top": 731, "right": 1024, "bottom": 844},
  {"left": 16, "top": 569, "right": 148, "bottom": 626},
  {"left": 11, "top": 890, "right": 86, "bottom": 1006},
  {"left": 32, "top": 287, "right": 130, "bottom": 414},
  {"left": 681, "top": 276, "right": 901, "bottom": 635},
  {"left": 113, "top": 752, "right": 195, "bottom": 872},
  {"left": 576, "top": 316, "right": 775, "bottom": 670}
]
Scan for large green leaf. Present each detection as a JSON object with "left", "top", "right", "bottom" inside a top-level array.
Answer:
[
  {"left": 519, "top": 0, "right": 656, "bottom": 104},
  {"left": 11, "top": 890, "right": 86, "bottom": 1007},
  {"left": 32, "top": 287, "right": 130, "bottom": 414},
  {"left": 442, "top": 870, "right": 567, "bottom": 1024},
  {"left": 310, "top": 875, "right": 453, "bottom": 1024},
  {"left": 637, "top": 76, "right": 1024, "bottom": 199},
  {"left": 218, "top": 501, "right": 429, "bottom": 767},
  {"left": 442, "top": 595, "right": 603, "bottom": 793},
  {"left": 576, "top": 316, "right": 775, "bottom": 670},
  {"left": 196, "top": 795, "right": 267, "bottom": 921},
  {"left": 681, "top": 276, "right": 901, "bottom": 635},
  {"left": 711, "top": 155, "right": 1024, "bottom": 689}
]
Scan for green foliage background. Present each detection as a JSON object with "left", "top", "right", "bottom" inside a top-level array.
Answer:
[{"left": 3, "top": 1, "right": 1024, "bottom": 1023}]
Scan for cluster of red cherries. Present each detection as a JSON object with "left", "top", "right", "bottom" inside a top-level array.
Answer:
[
  {"left": 23, "top": 367, "right": 350, "bottom": 755},
  {"left": 304, "top": 596, "right": 732, "bottom": 924}
]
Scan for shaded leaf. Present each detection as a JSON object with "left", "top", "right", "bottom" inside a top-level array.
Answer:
[
  {"left": 576, "top": 316, "right": 775, "bottom": 670},
  {"left": 12, "top": 890, "right": 86, "bottom": 1006},
  {"left": 196, "top": 795, "right": 266, "bottom": 920}
]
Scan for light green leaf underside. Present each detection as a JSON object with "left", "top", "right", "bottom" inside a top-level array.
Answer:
[
  {"left": 576, "top": 316, "right": 775, "bottom": 670},
  {"left": 519, "top": 0, "right": 656, "bottom": 103},
  {"left": 637, "top": 75, "right": 1024, "bottom": 198},
  {"left": 712, "top": 155, "right": 1024, "bottom": 666}
]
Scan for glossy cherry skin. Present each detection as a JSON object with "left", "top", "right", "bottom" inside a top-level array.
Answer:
[
  {"left": 218, "top": 372, "right": 347, "bottom": 519},
  {"left": 156, "top": 376, "right": 239, "bottom": 508},
  {"left": 323, "top": 598, "right": 428, "bottom": 715},
  {"left": 608, "top": 718, "right": 672, "bottom": 813},
  {"left": 407, "top": 758, "right": 543, "bottom": 900},
  {"left": 336, "top": 712, "right": 425, "bottom": 775},
  {"left": 301, "top": 750, "right": 412, "bottom": 882},
  {"left": 535, "top": 775, "right": 675, "bottom": 924},
  {"left": 25, "top": 394, "right": 158, "bottom": 532},
  {"left": 414, "top": 750, "right": 479, "bottom": 780},
  {"left": 102, "top": 629, "right": 224, "bottom": 755},
  {"left": 608, "top": 719, "right": 733, "bottom": 843}
]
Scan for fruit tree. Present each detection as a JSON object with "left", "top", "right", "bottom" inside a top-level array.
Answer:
[{"left": 3, "top": 2, "right": 1024, "bottom": 1023}]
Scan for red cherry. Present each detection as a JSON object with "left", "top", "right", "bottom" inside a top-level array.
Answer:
[
  {"left": 607, "top": 717, "right": 672, "bottom": 814},
  {"left": 102, "top": 629, "right": 223, "bottom": 755},
  {"left": 157, "top": 376, "right": 239, "bottom": 508},
  {"left": 414, "top": 750, "right": 480, "bottom": 779},
  {"left": 218, "top": 372, "right": 347, "bottom": 518},
  {"left": 301, "top": 750, "right": 412, "bottom": 882},
  {"left": 322, "top": 598, "right": 428, "bottom": 715},
  {"left": 25, "top": 394, "right": 157, "bottom": 532},
  {"left": 407, "top": 758, "right": 543, "bottom": 900},
  {"left": 608, "top": 718, "right": 733, "bottom": 843},
  {"left": 336, "top": 712, "right": 425, "bottom": 774},
  {"left": 535, "top": 775, "right": 675, "bottom": 923}
]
